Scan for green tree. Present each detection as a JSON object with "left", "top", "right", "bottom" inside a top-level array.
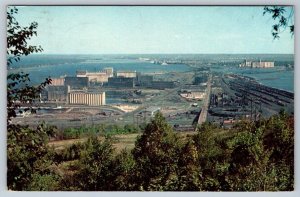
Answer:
[
  {"left": 176, "top": 139, "right": 202, "bottom": 191},
  {"left": 132, "top": 112, "right": 181, "bottom": 191},
  {"left": 192, "top": 123, "right": 224, "bottom": 191},
  {"left": 74, "top": 136, "right": 115, "bottom": 190},
  {"left": 263, "top": 111, "right": 294, "bottom": 190},
  {"left": 110, "top": 149, "right": 136, "bottom": 190},
  {"left": 7, "top": 7, "right": 54, "bottom": 190},
  {"left": 225, "top": 113, "right": 294, "bottom": 191},
  {"left": 26, "top": 173, "right": 61, "bottom": 191},
  {"left": 226, "top": 126, "right": 273, "bottom": 191},
  {"left": 7, "top": 123, "right": 57, "bottom": 190}
]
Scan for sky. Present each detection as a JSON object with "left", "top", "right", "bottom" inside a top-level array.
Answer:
[{"left": 11, "top": 6, "right": 294, "bottom": 54}]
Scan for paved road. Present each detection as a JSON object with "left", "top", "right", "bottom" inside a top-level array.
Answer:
[{"left": 197, "top": 74, "right": 212, "bottom": 125}]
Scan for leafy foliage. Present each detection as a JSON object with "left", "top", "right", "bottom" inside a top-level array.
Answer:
[
  {"left": 176, "top": 140, "right": 202, "bottom": 190},
  {"left": 26, "top": 173, "right": 61, "bottom": 191},
  {"left": 7, "top": 7, "right": 52, "bottom": 127},
  {"left": 55, "top": 124, "right": 140, "bottom": 140},
  {"left": 7, "top": 123, "right": 57, "bottom": 190},
  {"left": 7, "top": 7, "right": 43, "bottom": 66},
  {"left": 7, "top": 7, "right": 53, "bottom": 190},
  {"left": 7, "top": 72, "right": 51, "bottom": 127},
  {"left": 263, "top": 6, "right": 294, "bottom": 39},
  {"left": 6, "top": 95, "right": 293, "bottom": 192},
  {"left": 74, "top": 136, "right": 115, "bottom": 191},
  {"left": 9, "top": 111, "right": 294, "bottom": 191},
  {"left": 132, "top": 112, "right": 182, "bottom": 190},
  {"left": 110, "top": 149, "right": 136, "bottom": 190},
  {"left": 191, "top": 123, "right": 225, "bottom": 190}
]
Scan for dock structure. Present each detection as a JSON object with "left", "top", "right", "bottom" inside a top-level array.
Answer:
[{"left": 197, "top": 74, "right": 212, "bottom": 127}]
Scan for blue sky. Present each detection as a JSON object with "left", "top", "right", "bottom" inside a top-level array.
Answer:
[{"left": 12, "top": 6, "right": 294, "bottom": 54}]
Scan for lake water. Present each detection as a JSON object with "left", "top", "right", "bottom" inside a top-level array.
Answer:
[
  {"left": 211, "top": 66, "right": 294, "bottom": 93},
  {"left": 9, "top": 55, "right": 191, "bottom": 85}
]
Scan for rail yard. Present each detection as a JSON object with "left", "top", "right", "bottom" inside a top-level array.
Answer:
[{"left": 207, "top": 73, "right": 294, "bottom": 127}]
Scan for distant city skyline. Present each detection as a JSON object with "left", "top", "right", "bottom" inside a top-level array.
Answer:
[{"left": 12, "top": 6, "right": 294, "bottom": 54}]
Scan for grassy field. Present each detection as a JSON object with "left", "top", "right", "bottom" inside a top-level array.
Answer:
[
  {"left": 48, "top": 133, "right": 140, "bottom": 153},
  {"left": 48, "top": 131, "right": 198, "bottom": 154}
]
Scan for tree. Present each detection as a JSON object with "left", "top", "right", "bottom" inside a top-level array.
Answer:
[
  {"left": 226, "top": 127, "right": 274, "bottom": 191},
  {"left": 176, "top": 139, "right": 202, "bottom": 191},
  {"left": 7, "top": 7, "right": 54, "bottom": 190},
  {"left": 110, "top": 149, "right": 136, "bottom": 190},
  {"left": 132, "top": 112, "right": 182, "bottom": 191},
  {"left": 7, "top": 7, "right": 43, "bottom": 66},
  {"left": 263, "top": 6, "right": 294, "bottom": 39},
  {"left": 263, "top": 111, "right": 294, "bottom": 191},
  {"left": 74, "top": 136, "right": 114, "bottom": 191},
  {"left": 7, "top": 123, "right": 57, "bottom": 190},
  {"left": 225, "top": 114, "right": 294, "bottom": 191},
  {"left": 192, "top": 123, "right": 224, "bottom": 191}
]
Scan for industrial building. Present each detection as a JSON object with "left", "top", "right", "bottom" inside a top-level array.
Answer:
[
  {"left": 251, "top": 61, "right": 274, "bottom": 68},
  {"left": 68, "top": 91, "right": 106, "bottom": 106},
  {"left": 136, "top": 74, "right": 154, "bottom": 86},
  {"left": 103, "top": 67, "right": 114, "bottom": 77},
  {"left": 50, "top": 78, "right": 65, "bottom": 86},
  {"left": 116, "top": 71, "right": 137, "bottom": 78},
  {"left": 65, "top": 76, "right": 89, "bottom": 89},
  {"left": 239, "top": 60, "right": 275, "bottom": 68},
  {"left": 76, "top": 70, "right": 109, "bottom": 83},
  {"left": 47, "top": 85, "right": 70, "bottom": 101},
  {"left": 108, "top": 77, "right": 135, "bottom": 88}
]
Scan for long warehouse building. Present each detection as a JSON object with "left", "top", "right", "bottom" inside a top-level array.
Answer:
[{"left": 68, "top": 91, "right": 106, "bottom": 106}]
